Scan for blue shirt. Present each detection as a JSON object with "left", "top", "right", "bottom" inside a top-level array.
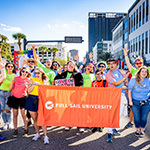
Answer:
[
  {"left": 110, "top": 70, "right": 125, "bottom": 93},
  {"left": 30, "top": 68, "right": 36, "bottom": 77},
  {"left": 128, "top": 77, "right": 150, "bottom": 101}
]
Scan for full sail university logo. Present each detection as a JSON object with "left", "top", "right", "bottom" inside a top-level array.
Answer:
[{"left": 45, "top": 101, "right": 54, "bottom": 110}]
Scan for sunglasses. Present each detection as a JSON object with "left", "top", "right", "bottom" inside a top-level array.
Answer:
[
  {"left": 7, "top": 66, "right": 13, "bottom": 68},
  {"left": 135, "top": 62, "right": 142, "bottom": 65},
  {"left": 99, "top": 66, "right": 105, "bottom": 68},
  {"left": 28, "top": 61, "right": 35, "bottom": 63},
  {"left": 35, "top": 72, "right": 40, "bottom": 75},
  {"left": 22, "top": 70, "right": 28, "bottom": 74},
  {"left": 96, "top": 73, "right": 103, "bottom": 75},
  {"left": 53, "top": 64, "right": 58, "bottom": 66}
]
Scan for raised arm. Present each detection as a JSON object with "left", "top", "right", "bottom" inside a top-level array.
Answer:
[
  {"left": 0, "top": 61, "right": 6, "bottom": 83},
  {"left": 79, "top": 58, "right": 87, "bottom": 71},
  {"left": 122, "top": 47, "right": 132, "bottom": 72}
]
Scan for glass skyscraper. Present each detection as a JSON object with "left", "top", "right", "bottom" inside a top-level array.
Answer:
[{"left": 88, "top": 12, "right": 127, "bottom": 53}]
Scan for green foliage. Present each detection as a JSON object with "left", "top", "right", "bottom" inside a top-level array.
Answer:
[
  {"left": 38, "top": 46, "right": 49, "bottom": 52},
  {"left": 67, "top": 56, "right": 70, "bottom": 62},
  {"left": 12, "top": 33, "right": 26, "bottom": 50},
  {"left": 98, "top": 52, "right": 113, "bottom": 61},
  {"left": 50, "top": 47, "right": 59, "bottom": 61},
  {"left": 55, "top": 58, "right": 67, "bottom": 66}
]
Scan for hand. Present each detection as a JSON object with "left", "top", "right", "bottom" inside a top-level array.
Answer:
[
  {"left": 0, "top": 61, "right": 5, "bottom": 68},
  {"left": 23, "top": 57, "right": 27, "bottom": 65},
  {"left": 58, "top": 68, "right": 62, "bottom": 75},
  {"left": 89, "top": 52, "right": 93, "bottom": 59},
  {"left": 122, "top": 47, "right": 130, "bottom": 55},
  {"left": 74, "top": 54, "right": 79, "bottom": 61},
  {"left": 125, "top": 72, "right": 130, "bottom": 79},
  {"left": 34, "top": 82, "right": 40, "bottom": 86},
  {"left": 122, "top": 86, "right": 127, "bottom": 90},
  {"left": 83, "top": 58, "right": 87, "bottom": 65},
  {"left": 32, "top": 45, "right": 35, "bottom": 50},
  {"left": 129, "top": 101, "right": 133, "bottom": 106}
]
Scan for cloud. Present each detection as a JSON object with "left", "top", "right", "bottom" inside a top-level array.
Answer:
[
  {"left": 0, "top": 23, "right": 7, "bottom": 27},
  {"left": 47, "top": 24, "right": 59, "bottom": 29},
  {"left": 63, "top": 24, "right": 69, "bottom": 27},
  {"left": 0, "top": 23, "right": 22, "bottom": 32}
]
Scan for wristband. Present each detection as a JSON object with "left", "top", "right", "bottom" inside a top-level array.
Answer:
[{"left": 124, "top": 55, "right": 128, "bottom": 57}]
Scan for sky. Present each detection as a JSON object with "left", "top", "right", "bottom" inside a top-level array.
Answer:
[{"left": 0, "top": 0, "right": 135, "bottom": 61}]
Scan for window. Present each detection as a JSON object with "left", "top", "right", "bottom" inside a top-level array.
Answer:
[
  {"left": 133, "top": 38, "right": 135, "bottom": 52},
  {"left": 142, "top": 2, "right": 145, "bottom": 25},
  {"left": 146, "top": 0, "right": 149, "bottom": 22},
  {"left": 139, "top": 6, "right": 141, "bottom": 27},
  {"left": 124, "top": 20, "right": 128, "bottom": 30},
  {"left": 145, "top": 31, "right": 148, "bottom": 54},
  {"left": 124, "top": 32, "right": 128, "bottom": 40},
  {"left": 142, "top": 33, "right": 145, "bottom": 55},
  {"left": 59, "top": 53, "right": 61, "bottom": 57},
  {"left": 134, "top": 12, "right": 136, "bottom": 31},
  {"left": 131, "top": 40, "right": 133, "bottom": 53},
  {"left": 136, "top": 37, "right": 138, "bottom": 52},
  {"left": 136, "top": 9, "right": 138, "bottom": 29},
  {"left": 149, "top": 31, "right": 150, "bottom": 53},
  {"left": 131, "top": 15, "right": 133, "bottom": 32},
  {"left": 139, "top": 35, "right": 141, "bottom": 55}
]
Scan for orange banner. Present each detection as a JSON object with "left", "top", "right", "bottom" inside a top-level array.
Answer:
[{"left": 37, "top": 85, "right": 122, "bottom": 128}]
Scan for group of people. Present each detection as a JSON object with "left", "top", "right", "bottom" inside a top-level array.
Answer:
[{"left": 0, "top": 45, "right": 150, "bottom": 144}]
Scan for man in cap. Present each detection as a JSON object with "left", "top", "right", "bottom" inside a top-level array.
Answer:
[{"left": 106, "top": 58, "right": 129, "bottom": 142}]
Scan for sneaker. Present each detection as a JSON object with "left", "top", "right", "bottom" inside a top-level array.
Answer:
[
  {"left": 125, "top": 122, "right": 133, "bottom": 129},
  {"left": 13, "top": 130, "right": 18, "bottom": 137},
  {"left": 92, "top": 128, "right": 97, "bottom": 133},
  {"left": 140, "top": 131, "right": 145, "bottom": 137},
  {"left": 98, "top": 127, "right": 103, "bottom": 132},
  {"left": 8, "top": 123, "right": 13, "bottom": 129},
  {"left": 0, "top": 134, "right": 5, "bottom": 140},
  {"left": 32, "top": 133, "right": 40, "bottom": 141},
  {"left": 79, "top": 128, "right": 85, "bottom": 133},
  {"left": 107, "top": 133, "right": 113, "bottom": 142},
  {"left": 112, "top": 129, "right": 120, "bottom": 135},
  {"left": 27, "top": 121, "right": 32, "bottom": 127},
  {"left": 64, "top": 127, "right": 71, "bottom": 131},
  {"left": 134, "top": 131, "right": 140, "bottom": 136},
  {"left": 44, "top": 136, "right": 49, "bottom": 144},
  {"left": 2, "top": 123, "right": 8, "bottom": 130},
  {"left": 23, "top": 129, "right": 28, "bottom": 137}
]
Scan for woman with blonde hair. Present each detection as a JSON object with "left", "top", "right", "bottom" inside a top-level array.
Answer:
[
  {"left": 128, "top": 66, "right": 150, "bottom": 137},
  {"left": 25, "top": 67, "right": 49, "bottom": 144}
]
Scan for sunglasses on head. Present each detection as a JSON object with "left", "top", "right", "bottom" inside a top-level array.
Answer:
[
  {"left": 22, "top": 70, "right": 28, "bottom": 74},
  {"left": 35, "top": 72, "right": 40, "bottom": 75},
  {"left": 7, "top": 65, "right": 13, "bottom": 68},
  {"left": 28, "top": 61, "right": 35, "bottom": 63}
]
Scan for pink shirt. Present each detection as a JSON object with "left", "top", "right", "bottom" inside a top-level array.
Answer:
[
  {"left": 106, "top": 69, "right": 126, "bottom": 88},
  {"left": 11, "top": 76, "right": 30, "bottom": 98}
]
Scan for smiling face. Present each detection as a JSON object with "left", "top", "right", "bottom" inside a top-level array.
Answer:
[
  {"left": 35, "top": 70, "right": 42, "bottom": 79},
  {"left": 135, "top": 60, "right": 143, "bottom": 69},
  {"left": 140, "top": 68, "right": 148, "bottom": 78},
  {"left": 98, "top": 64, "right": 106, "bottom": 72},
  {"left": 28, "top": 60, "right": 35, "bottom": 68},
  {"left": 67, "top": 62, "right": 74, "bottom": 72},
  {"left": 96, "top": 71, "right": 103, "bottom": 80},
  {"left": 6, "top": 63, "right": 14, "bottom": 73},
  {"left": 52, "top": 63, "right": 58, "bottom": 70},
  {"left": 21, "top": 69, "right": 29, "bottom": 78}
]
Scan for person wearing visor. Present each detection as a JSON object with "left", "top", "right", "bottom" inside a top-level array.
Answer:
[
  {"left": 106, "top": 58, "right": 129, "bottom": 142},
  {"left": 97, "top": 61, "right": 107, "bottom": 80},
  {"left": 123, "top": 47, "right": 150, "bottom": 129}
]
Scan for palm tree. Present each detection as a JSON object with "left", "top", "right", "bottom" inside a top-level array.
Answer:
[
  {"left": 0, "top": 34, "right": 8, "bottom": 42},
  {"left": 38, "top": 46, "right": 49, "bottom": 62},
  {"left": 50, "top": 47, "right": 59, "bottom": 61},
  {"left": 12, "top": 33, "right": 26, "bottom": 50}
]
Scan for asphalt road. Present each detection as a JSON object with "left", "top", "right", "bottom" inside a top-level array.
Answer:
[{"left": 0, "top": 112, "right": 150, "bottom": 150}]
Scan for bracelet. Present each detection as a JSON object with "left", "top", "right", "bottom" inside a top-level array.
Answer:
[{"left": 124, "top": 55, "right": 128, "bottom": 57}]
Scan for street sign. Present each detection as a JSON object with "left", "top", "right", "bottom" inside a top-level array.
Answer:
[{"left": 65, "top": 36, "right": 83, "bottom": 43}]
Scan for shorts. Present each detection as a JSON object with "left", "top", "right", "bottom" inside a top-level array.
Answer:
[
  {"left": 25, "top": 95, "right": 39, "bottom": 112},
  {"left": 7, "top": 96, "right": 27, "bottom": 109}
]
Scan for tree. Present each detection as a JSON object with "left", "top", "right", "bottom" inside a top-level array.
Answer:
[
  {"left": 12, "top": 33, "right": 26, "bottom": 50},
  {"left": 98, "top": 52, "right": 113, "bottom": 61},
  {"left": 0, "top": 34, "right": 13, "bottom": 61},
  {"left": 50, "top": 47, "right": 59, "bottom": 61},
  {"left": 38, "top": 46, "right": 49, "bottom": 63},
  {"left": 55, "top": 58, "right": 67, "bottom": 66}
]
